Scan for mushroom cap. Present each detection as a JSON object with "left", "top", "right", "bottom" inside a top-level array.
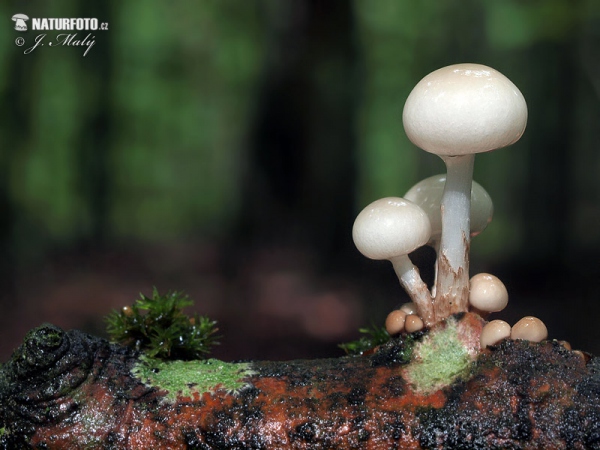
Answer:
[
  {"left": 400, "top": 302, "right": 417, "bottom": 315},
  {"left": 404, "top": 314, "right": 424, "bottom": 333},
  {"left": 469, "top": 273, "right": 509, "bottom": 312},
  {"left": 12, "top": 14, "right": 29, "bottom": 20},
  {"left": 480, "top": 319, "right": 511, "bottom": 348},
  {"left": 385, "top": 310, "right": 407, "bottom": 335},
  {"left": 403, "top": 63, "right": 527, "bottom": 156},
  {"left": 404, "top": 174, "right": 493, "bottom": 241},
  {"left": 352, "top": 197, "right": 431, "bottom": 261},
  {"left": 511, "top": 316, "right": 548, "bottom": 342}
]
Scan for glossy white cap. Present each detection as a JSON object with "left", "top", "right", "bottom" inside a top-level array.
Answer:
[
  {"left": 352, "top": 197, "right": 431, "bottom": 260},
  {"left": 403, "top": 63, "right": 527, "bottom": 156},
  {"left": 469, "top": 273, "right": 509, "bottom": 312},
  {"left": 404, "top": 174, "right": 493, "bottom": 241}
]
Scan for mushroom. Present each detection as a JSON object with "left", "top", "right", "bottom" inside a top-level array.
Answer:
[
  {"left": 353, "top": 197, "right": 434, "bottom": 324},
  {"left": 404, "top": 314, "right": 424, "bottom": 333},
  {"left": 12, "top": 14, "right": 29, "bottom": 31},
  {"left": 400, "top": 302, "right": 418, "bottom": 315},
  {"left": 480, "top": 319, "right": 511, "bottom": 349},
  {"left": 385, "top": 310, "right": 407, "bottom": 335},
  {"left": 468, "top": 273, "right": 508, "bottom": 314},
  {"left": 404, "top": 174, "right": 493, "bottom": 249},
  {"left": 511, "top": 316, "right": 548, "bottom": 342},
  {"left": 405, "top": 174, "right": 494, "bottom": 296},
  {"left": 403, "top": 63, "right": 527, "bottom": 320}
]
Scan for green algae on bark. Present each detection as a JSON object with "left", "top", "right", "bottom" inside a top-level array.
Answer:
[
  {"left": 2, "top": 315, "right": 600, "bottom": 449},
  {"left": 132, "top": 356, "right": 257, "bottom": 401}
]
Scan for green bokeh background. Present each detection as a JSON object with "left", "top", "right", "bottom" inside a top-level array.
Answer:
[{"left": 1, "top": 0, "right": 599, "bottom": 359}]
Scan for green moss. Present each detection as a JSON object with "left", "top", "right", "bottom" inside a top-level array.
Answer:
[
  {"left": 339, "top": 324, "right": 391, "bottom": 356},
  {"left": 404, "top": 318, "right": 473, "bottom": 393},
  {"left": 106, "top": 288, "right": 219, "bottom": 360},
  {"left": 132, "top": 357, "right": 256, "bottom": 401}
]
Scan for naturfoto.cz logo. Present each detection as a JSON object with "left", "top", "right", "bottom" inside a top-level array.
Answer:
[{"left": 12, "top": 13, "right": 109, "bottom": 57}]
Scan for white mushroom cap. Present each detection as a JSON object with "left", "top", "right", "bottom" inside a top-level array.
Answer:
[
  {"left": 469, "top": 273, "right": 509, "bottom": 313},
  {"left": 511, "top": 316, "right": 548, "bottom": 342},
  {"left": 352, "top": 197, "right": 431, "bottom": 261},
  {"left": 404, "top": 174, "right": 493, "bottom": 241},
  {"left": 400, "top": 302, "right": 418, "bottom": 315},
  {"left": 403, "top": 63, "right": 527, "bottom": 156},
  {"left": 480, "top": 319, "right": 511, "bottom": 348}
]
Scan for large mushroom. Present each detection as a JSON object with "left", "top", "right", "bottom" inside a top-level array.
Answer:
[
  {"left": 402, "top": 63, "right": 527, "bottom": 320},
  {"left": 352, "top": 197, "right": 435, "bottom": 325}
]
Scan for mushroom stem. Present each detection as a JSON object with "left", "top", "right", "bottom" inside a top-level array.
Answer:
[
  {"left": 434, "top": 154, "right": 475, "bottom": 319},
  {"left": 390, "top": 255, "right": 434, "bottom": 326}
]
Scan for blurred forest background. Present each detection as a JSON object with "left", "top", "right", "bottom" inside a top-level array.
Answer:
[{"left": 1, "top": 0, "right": 600, "bottom": 360}]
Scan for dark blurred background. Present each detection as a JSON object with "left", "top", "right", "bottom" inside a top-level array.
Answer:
[{"left": 1, "top": 0, "right": 600, "bottom": 361}]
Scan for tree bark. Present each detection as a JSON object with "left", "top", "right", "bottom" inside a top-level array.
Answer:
[{"left": 1, "top": 315, "right": 599, "bottom": 449}]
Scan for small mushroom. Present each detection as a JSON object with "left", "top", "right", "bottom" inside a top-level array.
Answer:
[
  {"left": 11, "top": 14, "right": 29, "bottom": 31},
  {"left": 403, "top": 63, "right": 527, "bottom": 320},
  {"left": 469, "top": 273, "right": 508, "bottom": 314},
  {"left": 480, "top": 319, "right": 511, "bottom": 349},
  {"left": 353, "top": 197, "right": 434, "bottom": 324},
  {"left": 405, "top": 175, "right": 494, "bottom": 296},
  {"left": 400, "top": 302, "right": 417, "bottom": 315},
  {"left": 385, "top": 310, "right": 407, "bottom": 335},
  {"left": 511, "top": 316, "right": 548, "bottom": 342},
  {"left": 404, "top": 314, "right": 424, "bottom": 333},
  {"left": 404, "top": 174, "right": 493, "bottom": 248}
]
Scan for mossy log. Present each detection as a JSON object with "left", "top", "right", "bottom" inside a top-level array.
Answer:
[{"left": 1, "top": 313, "right": 599, "bottom": 449}]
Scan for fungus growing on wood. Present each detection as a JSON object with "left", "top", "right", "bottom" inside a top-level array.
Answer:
[
  {"left": 385, "top": 309, "right": 407, "bottom": 335},
  {"left": 480, "top": 319, "right": 511, "bottom": 348},
  {"left": 404, "top": 174, "right": 493, "bottom": 249},
  {"left": 400, "top": 302, "right": 417, "bottom": 315},
  {"left": 403, "top": 63, "right": 527, "bottom": 321},
  {"left": 404, "top": 314, "right": 424, "bottom": 333},
  {"left": 353, "top": 197, "right": 435, "bottom": 324},
  {"left": 468, "top": 273, "right": 509, "bottom": 314},
  {"left": 405, "top": 174, "right": 493, "bottom": 297},
  {"left": 511, "top": 316, "right": 548, "bottom": 342}
]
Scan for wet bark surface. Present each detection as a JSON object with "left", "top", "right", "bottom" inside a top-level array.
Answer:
[{"left": 1, "top": 316, "right": 600, "bottom": 449}]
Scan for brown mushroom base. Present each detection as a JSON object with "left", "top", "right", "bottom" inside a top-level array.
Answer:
[
  {"left": 433, "top": 244, "right": 471, "bottom": 321},
  {"left": 1, "top": 316, "right": 599, "bottom": 449}
]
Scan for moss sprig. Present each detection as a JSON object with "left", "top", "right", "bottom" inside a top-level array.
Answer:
[
  {"left": 339, "top": 324, "right": 391, "bottom": 356},
  {"left": 106, "top": 288, "right": 219, "bottom": 360}
]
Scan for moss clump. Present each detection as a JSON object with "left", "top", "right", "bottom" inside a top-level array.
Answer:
[
  {"left": 106, "top": 288, "right": 219, "bottom": 360},
  {"left": 132, "top": 357, "right": 256, "bottom": 401},
  {"left": 404, "top": 318, "right": 472, "bottom": 393},
  {"left": 339, "top": 325, "right": 391, "bottom": 356}
]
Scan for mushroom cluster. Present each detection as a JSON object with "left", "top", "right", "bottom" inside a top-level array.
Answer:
[{"left": 353, "top": 63, "right": 548, "bottom": 347}]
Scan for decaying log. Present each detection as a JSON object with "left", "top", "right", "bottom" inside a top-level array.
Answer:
[{"left": 1, "top": 313, "right": 600, "bottom": 449}]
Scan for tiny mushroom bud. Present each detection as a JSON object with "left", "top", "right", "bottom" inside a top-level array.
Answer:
[
  {"left": 403, "top": 63, "right": 527, "bottom": 321},
  {"left": 404, "top": 314, "right": 424, "bottom": 333},
  {"left": 557, "top": 340, "right": 572, "bottom": 351},
  {"left": 353, "top": 197, "right": 435, "bottom": 324},
  {"left": 469, "top": 273, "right": 509, "bottom": 313},
  {"left": 385, "top": 310, "right": 407, "bottom": 335},
  {"left": 511, "top": 316, "right": 548, "bottom": 342},
  {"left": 400, "top": 302, "right": 418, "bottom": 316},
  {"left": 480, "top": 319, "right": 511, "bottom": 349}
]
